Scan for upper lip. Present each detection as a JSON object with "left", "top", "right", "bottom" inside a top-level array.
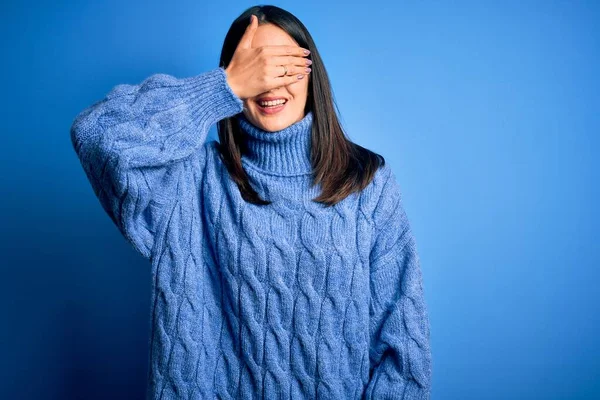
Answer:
[{"left": 256, "top": 96, "right": 288, "bottom": 103}]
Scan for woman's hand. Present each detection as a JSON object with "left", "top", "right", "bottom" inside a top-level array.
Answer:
[{"left": 225, "top": 14, "right": 312, "bottom": 100}]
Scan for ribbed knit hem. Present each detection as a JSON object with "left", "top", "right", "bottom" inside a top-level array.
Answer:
[{"left": 365, "top": 380, "right": 430, "bottom": 400}]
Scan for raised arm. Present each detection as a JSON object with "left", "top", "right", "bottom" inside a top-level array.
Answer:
[
  {"left": 70, "top": 67, "right": 244, "bottom": 259},
  {"left": 364, "top": 165, "right": 432, "bottom": 399}
]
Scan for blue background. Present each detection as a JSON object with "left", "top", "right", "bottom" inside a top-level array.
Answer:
[{"left": 1, "top": 1, "right": 598, "bottom": 399}]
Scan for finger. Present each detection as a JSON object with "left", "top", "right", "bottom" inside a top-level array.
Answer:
[
  {"left": 238, "top": 14, "right": 258, "bottom": 50},
  {"left": 275, "top": 72, "right": 309, "bottom": 87},
  {"left": 270, "top": 55, "right": 312, "bottom": 68},
  {"left": 267, "top": 64, "right": 311, "bottom": 78},
  {"left": 263, "top": 44, "right": 310, "bottom": 58}
]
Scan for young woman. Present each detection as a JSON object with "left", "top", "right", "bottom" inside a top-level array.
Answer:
[{"left": 71, "top": 5, "right": 432, "bottom": 399}]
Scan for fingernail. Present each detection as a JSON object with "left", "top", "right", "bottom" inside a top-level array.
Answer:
[
  {"left": 305, "top": 67, "right": 311, "bottom": 73},
  {"left": 297, "top": 74, "right": 304, "bottom": 79},
  {"left": 304, "top": 49, "right": 310, "bottom": 55},
  {"left": 306, "top": 59, "right": 312, "bottom": 65}
]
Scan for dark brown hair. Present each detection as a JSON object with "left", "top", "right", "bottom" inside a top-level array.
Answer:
[{"left": 217, "top": 5, "right": 386, "bottom": 206}]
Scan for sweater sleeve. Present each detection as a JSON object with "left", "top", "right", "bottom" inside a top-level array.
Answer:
[
  {"left": 70, "top": 67, "right": 244, "bottom": 259},
  {"left": 364, "top": 166, "right": 432, "bottom": 399}
]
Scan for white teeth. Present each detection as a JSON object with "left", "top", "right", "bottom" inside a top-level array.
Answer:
[{"left": 259, "top": 99, "right": 286, "bottom": 107}]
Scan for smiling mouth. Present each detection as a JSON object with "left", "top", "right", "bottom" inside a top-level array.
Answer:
[
  {"left": 256, "top": 99, "right": 288, "bottom": 108},
  {"left": 256, "top": 98, "right": 288, "bottom": 114}
]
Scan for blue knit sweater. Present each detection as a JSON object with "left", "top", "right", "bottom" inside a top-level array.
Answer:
[{"left": 70, "top": 66, "right": 432, "bottom": 399}]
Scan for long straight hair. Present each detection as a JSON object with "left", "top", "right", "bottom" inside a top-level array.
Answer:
[{"left": 216, "top": 5, "right": 385, "bottom": 206}]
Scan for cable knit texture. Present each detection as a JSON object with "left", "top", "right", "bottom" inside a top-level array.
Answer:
[{"left": 70, "top": 67, "right": 432, "bottom": 399}]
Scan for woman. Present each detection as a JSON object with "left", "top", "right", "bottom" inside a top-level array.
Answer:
[{"left": 70, "top": 5, "right": 432, "bottom": 399}]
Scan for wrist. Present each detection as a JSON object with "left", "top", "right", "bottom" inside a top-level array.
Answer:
[{"left": 224, "top": 67, "right": 241, "bottom": 100}]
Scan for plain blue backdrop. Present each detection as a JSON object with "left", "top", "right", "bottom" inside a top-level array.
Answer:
[{"left": 1, "top": 1, "right": 598, "bottom": 399}]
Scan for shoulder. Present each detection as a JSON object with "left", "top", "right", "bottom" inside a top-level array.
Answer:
[
  {"left": 364, "top": 163, "right": 415, "bottom": 263},
  {"left": 359, "top": 162, "right": 404, "bottom": 229}
]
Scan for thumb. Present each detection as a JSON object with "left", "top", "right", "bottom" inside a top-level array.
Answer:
[{"left": 238, "top": 14, "right": 258, "bottom": 50}]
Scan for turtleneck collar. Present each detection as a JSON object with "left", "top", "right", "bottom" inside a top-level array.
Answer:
[{"left": 236, "top": 111, "right": 314, "bottom": 176}]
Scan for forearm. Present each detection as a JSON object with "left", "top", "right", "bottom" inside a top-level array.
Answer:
[{"left": 70, "top": 66, "right": 243, "bottom": 170}]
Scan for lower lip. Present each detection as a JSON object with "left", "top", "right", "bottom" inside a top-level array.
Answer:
[{"left": 257, "top": 101, "right": 287, "bottom": 115}]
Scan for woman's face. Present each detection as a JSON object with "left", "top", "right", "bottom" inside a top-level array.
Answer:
[{"left": 242, "top": 23, "right": 310, "bottom": 132}]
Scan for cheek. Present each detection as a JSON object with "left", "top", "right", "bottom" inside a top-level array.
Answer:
[{"left": 289, "top": 81, "right": 309, "bottom": 100}]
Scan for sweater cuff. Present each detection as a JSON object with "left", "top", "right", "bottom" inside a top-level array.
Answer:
[{"left": 182, "top": 66, "right": 245, "bottom": 128}]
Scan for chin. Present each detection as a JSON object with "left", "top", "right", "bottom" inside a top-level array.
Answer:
[
  {"left": 255, "top": 117, "right": 291, "bottom": 132},
  {"left": 248, "top": 104, "right": 302, "bottom": 132}
]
